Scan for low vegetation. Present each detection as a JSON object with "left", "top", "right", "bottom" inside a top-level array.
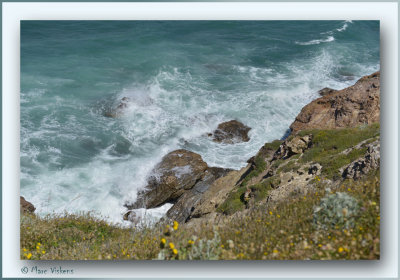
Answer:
[{"left": 21, "top": 170, "right": 379, "bottom": 260}]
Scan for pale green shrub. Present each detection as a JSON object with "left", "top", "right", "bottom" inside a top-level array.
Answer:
[{"left": 313, "top": 191, "right": 360, "bottom": 230}]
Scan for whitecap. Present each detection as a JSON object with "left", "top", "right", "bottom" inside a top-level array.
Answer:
[{"left": 295, "top": 36, "right": 335, "bottom": 46}]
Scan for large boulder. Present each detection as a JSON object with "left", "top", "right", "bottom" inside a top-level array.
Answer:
[
  {"left": 211, "top": 120, "right": 251, "bottom": 144},
  {"left": 290, "top": 72, "right": 380, "bottom": 133},
  {"left": 20, "top": 196, "right": 35, "bottom": 213},
  {"left": 126, "top": 149, "right": 208, "bottom": 209}
]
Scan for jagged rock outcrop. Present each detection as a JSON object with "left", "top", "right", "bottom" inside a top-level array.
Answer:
[
  {"left": 126, "top": 149, "right": 208, "bottom": 209},
  {"left": 274, "top": 135, "right": 312, "bottom": 160},
  {"left": 290, "top": 72, "right": 380, "bottom": 133},
  {"left": 188, "top": 166, "right": 250, "bottom": 220},
  {"left": 166, "top": 167, "right": 232, "bottom": 223},
  {"left": 20, "top": 196, "right": 35, "bottom": 213},
  {"left": 210, "top": 120, "right": 251, "bottom": 144},
  {"left": 342, "top": 141, "right": 380, "bottom": 180}
]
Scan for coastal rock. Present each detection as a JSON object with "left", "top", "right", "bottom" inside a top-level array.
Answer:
[
  {"left": 211, "top": 120, "right": 251, "bottom": 144},
  {"left": 274, "top": 135, "right": 312, "bottom": 160},
  {"left": 166, "top": 167, "right": 232, "bottom": 223},
  {"left": 318, "top": 87, "right": 337, "bottom": 96},
  {"left": 126, "top": 149, "right": 208, "bottom": 209},
  {"left": 20, "top": 196, "right": 35, "bottom": 213},
  {"left": 290, "top": 71, "right": 380, "bottom": 133},
  {"left": 189, "top": 166, "right": 250, "bottom": 220},
  {"left": 342, "top": 142, "right": 380, "bottom": 180}
]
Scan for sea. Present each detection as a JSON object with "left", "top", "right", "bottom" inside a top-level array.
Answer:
[{"left": 20, "top": 21, "right": 380, "bottom": 224}]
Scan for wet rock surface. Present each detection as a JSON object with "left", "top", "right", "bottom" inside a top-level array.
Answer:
[
  {"left": 125, "top": 149, "right": 208, "bottom": 210},
  {"left": 210, "top": 120, "right": 251, "bottom": 144}
]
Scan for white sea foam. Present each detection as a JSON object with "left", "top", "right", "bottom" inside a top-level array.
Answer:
[
  {"left": 337, "top": 20, "right": 352, "bottom": 32},
  {"left": 295, "top": 36, "right": 335, "bottom": 46}
]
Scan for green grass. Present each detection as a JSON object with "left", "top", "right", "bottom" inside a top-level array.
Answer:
[{"left": 297, "top": 123, "right": 379, "bottom": 179}]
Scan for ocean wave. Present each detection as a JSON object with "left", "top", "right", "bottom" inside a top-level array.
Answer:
[
  {"left": 336, "top": 20, "right": 352, "bottom": 32},
  {"left": 295, "top": 36, "right": 335, "bottom": 46}
]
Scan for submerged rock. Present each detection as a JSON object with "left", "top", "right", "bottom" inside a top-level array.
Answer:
[
  {"left": 126, "top": 149, "right": 208, "bottom": 209},
  {"left": 210, "top": 120, "right": 251, "bottom": 144},
  {"left": 290, "top": 71, "right": 380, "bottom": 133},
  {"left": 104, "top": 97, "right": 130, "bottom": 118},
  {"left": 20, "top": 196, "right": 35, "bottom": 213}
]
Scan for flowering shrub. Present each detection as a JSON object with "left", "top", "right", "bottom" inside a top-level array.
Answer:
[{"left": 157, "top": 221, "right": 222, "bottom": 260}]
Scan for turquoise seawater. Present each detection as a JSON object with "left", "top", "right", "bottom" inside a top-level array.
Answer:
[{"left": 21, "top": 21, "right": 379, "bottom": 223}]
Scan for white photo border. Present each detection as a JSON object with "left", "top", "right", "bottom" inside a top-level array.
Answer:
[{"left": 2, "top": 2, "right": 398, "bottom": 279}]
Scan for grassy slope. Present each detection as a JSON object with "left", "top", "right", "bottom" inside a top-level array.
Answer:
[
  {"left": 20, "top": 124, "right": 380, "bottom": 260},
  {"left": 217, "top": 123, "right": 380, "bottom": 215}
]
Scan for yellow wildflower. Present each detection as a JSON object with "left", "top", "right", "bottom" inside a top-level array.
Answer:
[
  {"left": 273, "top": 249, "right": 278, "bottom": 254},
  {"left": 173, "top": 221, "right": 179, "bottom": 231},
  {"left": 161, "top": 238, "right": 166, "bottom": 244},
  {"left": 37, "top": 242, "right": 41, "bottom": 246},
  {"left": 23, "top": 248, "right": 27, "bottom": 252},
  {"left": 318, "top": 244, "right": 322, "bottom": 248},
  {"left": 27, "top": 253, "right": 32, "bottom": 259},
  {"left": 277, "top": 214, "right": 281, "bottom": 218},
  {"left": 338, "top": 247, "right": 344, "bottom": 253},
  {"left": 269, "top": 211, "right": 273, "bottom": 215},
  {"left": 42, "top": 250, "right": 45, "bottom": 254},
  {"left": 173, "top": 249, "right": 178, "bottom": 255},
  {"left": 169, "top": 242, "right": 175, "bottom": 250}
]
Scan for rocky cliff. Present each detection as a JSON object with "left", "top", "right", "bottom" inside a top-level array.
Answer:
[{"left": 124, "top": 72, "right": 380, "bottom": 226}]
